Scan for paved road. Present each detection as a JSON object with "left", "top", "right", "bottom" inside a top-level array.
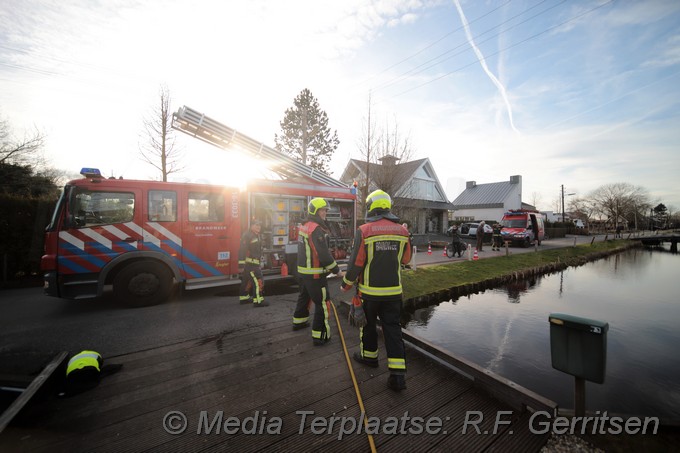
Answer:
[
  {"left": 0, "top": 281, "right": 305, "bottom": 360},
  {"left": 410, "top": 233, "right": 602, "bottom": 267},
  {"left": 0, "top": 234, "right": 602, "bottom": 362}
]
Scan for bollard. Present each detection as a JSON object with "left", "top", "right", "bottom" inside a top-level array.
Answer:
[
  {"left": 534, "top": 241, "right": 538, "bottom": 252},
  {"left": 467, "top": 244, "right": 472, "bottom": 261},
  {"left": 505, "top": 241, "right": 509, "bottom": 257},
  {"left": 412, "top": 246, "right": 417, "bottom": 271},
  {"left": 573, "top": 237, "right": 577, "bottom": 247}
]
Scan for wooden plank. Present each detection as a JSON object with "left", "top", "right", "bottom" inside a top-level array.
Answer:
[
  {"left": 0, "top": 351, "right": 67, "bottom": 434},
  {"left": 485, "top": 410, "right": 550, "bottom": 453},
  {"left": 403, "top": 330, "right": 558, "bottom": 414},
  {"left": 1, "top": 297, "right": 552, "bottom": 453}
]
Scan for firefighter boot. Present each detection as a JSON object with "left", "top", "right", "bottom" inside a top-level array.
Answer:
[
  {"left": 387, "top": 374, "right": 406, "bottom": 391},
  {"left": 292, "top": 321, "right": 310, "bottom": 331},
  {"left": 353, "top": 352, "right": 379, "bottom": 368}
]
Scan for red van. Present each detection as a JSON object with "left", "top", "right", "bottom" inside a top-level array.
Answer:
[{"left": 500, "top": 210, "right": 545, "bottom": 247}]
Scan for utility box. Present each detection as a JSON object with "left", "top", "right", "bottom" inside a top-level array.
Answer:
[{"left": 549, "top": 313, "right": 609, "bottom": 384}]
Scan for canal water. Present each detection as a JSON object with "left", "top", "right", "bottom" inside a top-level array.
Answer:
[{"left": 405, "top": 245, "right": 680, "bottom": 420}]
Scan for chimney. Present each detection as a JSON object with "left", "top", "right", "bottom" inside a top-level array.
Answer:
[
  {"left": 466, "top": 181, "right": 477, "bottom": 189},
  {"left": 510, "top": 175, "right": 521, "bottom": 184},
  {"left": 379, "top": 155, "right": 400, "bottom": 166}
]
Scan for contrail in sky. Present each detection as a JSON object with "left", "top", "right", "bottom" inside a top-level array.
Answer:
[{"left": 453, "top": 0, "right": 519, "bottom": 133}]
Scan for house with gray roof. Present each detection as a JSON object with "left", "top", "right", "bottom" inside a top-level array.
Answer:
[
  {"left": 339, "top": 156, "right": 454, "bottom": 235},
  {"left": 451, "top": 175, "right": 535, "bottom": 222}
]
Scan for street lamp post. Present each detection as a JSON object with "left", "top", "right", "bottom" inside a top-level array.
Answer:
[{"left": 561, "top": 185, "right": 576, "bottom": 223}]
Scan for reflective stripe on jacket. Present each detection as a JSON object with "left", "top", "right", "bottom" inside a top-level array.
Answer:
[
  {"left": 297, "top": 219, "right": 339, "bottom": 278},
  {"left": 66, "top": 350, "right": 102, "bottom": 376},
  {"left": 238, "top": 230, "right": 262, "bottom": 266},
  {"left": 344, "top": 218, "right": 412, "bottom": 297}
]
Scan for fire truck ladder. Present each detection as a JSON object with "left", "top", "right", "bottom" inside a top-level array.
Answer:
[{"left": 172, "top": 106, "right": 346, "bottom": 188}]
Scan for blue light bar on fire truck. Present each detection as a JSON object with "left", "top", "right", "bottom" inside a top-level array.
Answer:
[{"left": 80, "top": 168, "right": 102, "bottom": 178}]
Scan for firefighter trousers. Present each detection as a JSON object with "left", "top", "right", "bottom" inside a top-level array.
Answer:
[
  {"left": 239, "top": 265, "right": 264, "bottom": 304},
  {"left": 359, "top": 297, "right": 406, "bottom": 375},
  {"left": 294, "top": 276, "right": 331, "bottom": 341}
]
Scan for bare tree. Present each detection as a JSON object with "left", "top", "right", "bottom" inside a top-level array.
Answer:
[
  {"left": 0, "top": 114, "right": 45, "bottom": 166},
  {"left": 140, "top": 85, "right": 183, "bottom": 181},
  {"left": 567, "top": 196, "right": 596, "bottom": 225},
  {"left": 529, "top": 191, "right": 542, "bottom": 210},
  {"left": 354, "top": 94, "right": 415, "bottom": 211},
  {"left": 354, "top": 92, "right": 380, "bottom": 212},
  {"left": 373, "top": 116, "right": 415, "bottom": 196},
  {"left": 588, "top": 182, "right": 650, "bottom": 229}
]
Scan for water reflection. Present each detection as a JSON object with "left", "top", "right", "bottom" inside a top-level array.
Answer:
[{"left": 405, "top": 245, "right": 680, "bottom": 420}]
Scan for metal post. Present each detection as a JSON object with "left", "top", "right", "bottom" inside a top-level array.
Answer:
[
  {"left": 561, "top": 185, "right": 565, "bottom": 223},
  {"left": 412, "top": 246, "right": 417, "bottom": 271},
  {"left": 574, "top": 377, "right": 586, "bottom": 417}
]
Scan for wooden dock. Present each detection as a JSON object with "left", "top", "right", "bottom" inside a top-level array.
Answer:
[
  {"left": 634, "top": 233, "right": 679, "bottom": 252},
  {"left": 1, "top": 302, "right": 555, "bottom": 452}
]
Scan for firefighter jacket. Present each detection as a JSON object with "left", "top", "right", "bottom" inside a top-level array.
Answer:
[
  {"left": 239, "top": 229, "right": 262, "bottom": 266},
  {"left": 342, "top": 216, "right": 412, "bottom": 300},
  {"left": 297, "top": 216, "right": 340, "bottom": 278}
]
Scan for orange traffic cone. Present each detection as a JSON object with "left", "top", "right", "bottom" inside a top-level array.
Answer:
[
  {"left": 281, "top": 262, "right": 288, "bottom": 276},
  {"left": 473, "top": 248, "right": 479, "bottom": 261},
  {"left": 427, "top": 244, "right": 432, "bottom": 255},
  {"left": 442, "top": 247, "right": 447, "bottom": 257}
]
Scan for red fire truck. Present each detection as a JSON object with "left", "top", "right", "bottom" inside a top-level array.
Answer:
[{"left": 41, "top": 107, "right": 356, "bottom": 306}]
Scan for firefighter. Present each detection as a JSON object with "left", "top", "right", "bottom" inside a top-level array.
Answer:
[
  {"left": 292, "top": 198, "right": 344, "bottom": 344},
  {"left": 341, "top": 190, "right": 412, "bottom": 391},
  {"left": 238, "top": 219, "right": 267, "bottom": 307},
  {"left": 492, "top": 223, "right": 503, "bottom": 251}
]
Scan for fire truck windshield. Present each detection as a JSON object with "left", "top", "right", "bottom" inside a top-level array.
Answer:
[{"left": 502, "top": 219, "right": 526, "bottom": 228}]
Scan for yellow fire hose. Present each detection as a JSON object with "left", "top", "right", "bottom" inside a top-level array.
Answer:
[{"left": 330, "top": 301, "right": 378, "bottom": 453}]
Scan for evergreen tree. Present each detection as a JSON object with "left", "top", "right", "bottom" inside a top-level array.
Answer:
[{"left": 274, "top": 89, "right": 339, "bottom": 174}]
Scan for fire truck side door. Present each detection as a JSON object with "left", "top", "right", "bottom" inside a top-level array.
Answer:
[
  {"left": 181, "top": 189, "right": 239, "bottom": 279},
  {"left": 59, "top": 187, "right": 141, "bottom": 277}
]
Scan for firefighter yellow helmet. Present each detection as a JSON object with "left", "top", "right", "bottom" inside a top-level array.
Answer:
[
  {"left": 366, "top": 190, "right": 392, "bottom": 212},
  {"left": 308, "top": 198, "right": 330, "bottom": 215}
]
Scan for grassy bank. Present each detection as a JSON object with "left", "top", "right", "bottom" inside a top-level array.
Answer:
[{"left": 401, "top": 240, "right": 637, "bottom": 303}]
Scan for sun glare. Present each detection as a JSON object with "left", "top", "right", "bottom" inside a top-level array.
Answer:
[{"left": 187, "top": 148, "right": 260, "bottom": 191}]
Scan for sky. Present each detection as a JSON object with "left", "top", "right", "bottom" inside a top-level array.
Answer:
[{"left": 1, "top": 0, "right": 679, "bottom": 212}]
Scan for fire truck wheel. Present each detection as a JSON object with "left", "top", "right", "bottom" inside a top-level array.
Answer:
[{"left": 113, "top": 261, "right": 173, "bottom": 307}]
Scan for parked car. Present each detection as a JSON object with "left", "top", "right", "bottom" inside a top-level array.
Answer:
[
  {"left": 573, "top": 219, "right": 585, "bottom": 228},
  {"left": 462, "top": 222, "right": 492, "bottom": 239},
  {"left": 462, "top": 222, "right": 478, "bottom": 238}
]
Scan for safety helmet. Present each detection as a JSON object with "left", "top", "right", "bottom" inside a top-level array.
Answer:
[
  {"left": 65, "top": 350, "right": 103, "bottom": 395},
  {"left": 308, "top": 198, "right": 330, "bottom": 216},
  {"left": 66, "top": 350, "right": 102, "bottom": 377},
  {"left": 365, "top": 190, "right": 392, "bottom": 212}
]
